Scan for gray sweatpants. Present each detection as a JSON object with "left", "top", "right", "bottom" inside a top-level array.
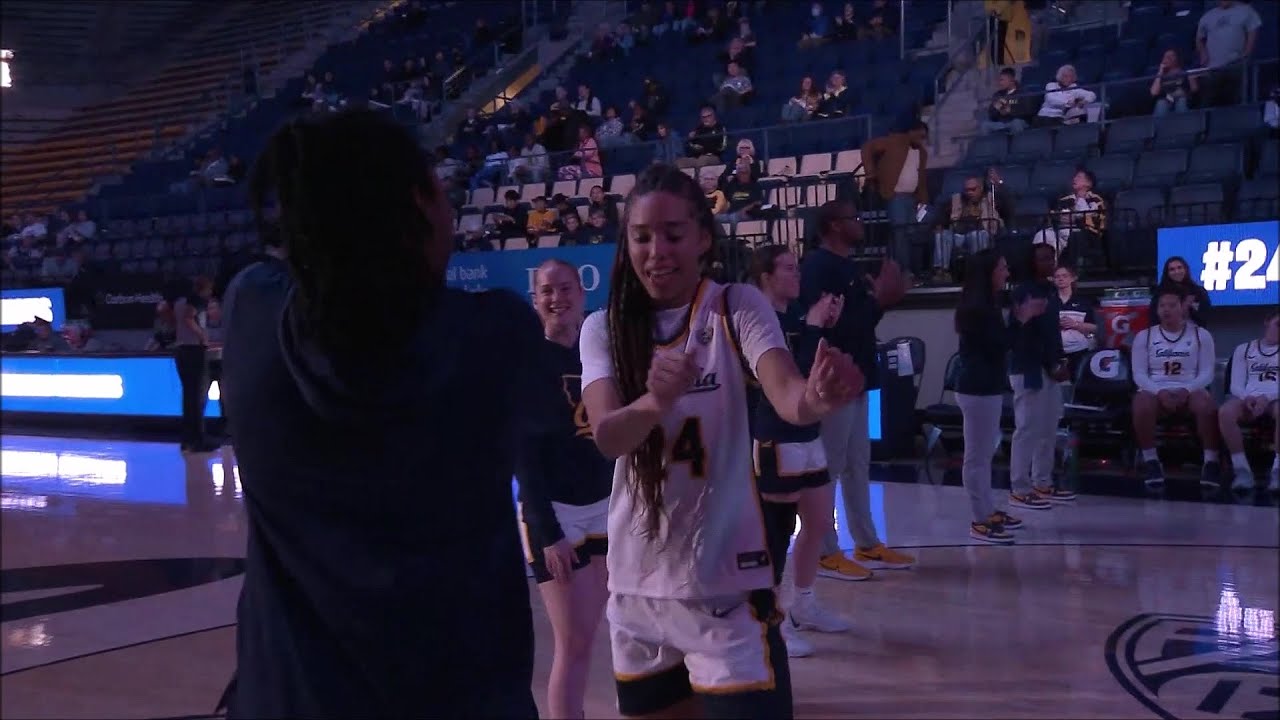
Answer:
[
  {"left": 955, "top": 393, "right": 1003, "bottom": 524},
  {"left": 820, "top": 395, "right": 880, "bottom": 554},
  {"left": 1008, "top": 371, "right": 1062, "bottom": 495}
]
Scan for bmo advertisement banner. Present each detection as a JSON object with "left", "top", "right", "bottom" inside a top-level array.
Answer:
[
  {"left": 1157, "top": 221, "right": 1279, "bottom": 307},
  {"left": 446, "top": 244, "right": 614, "bottom": 310}
]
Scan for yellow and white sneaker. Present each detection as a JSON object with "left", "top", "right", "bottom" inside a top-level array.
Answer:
[
  {"left": 854, "top": 544, "right": 915, "bottom": 570},
  {"left": 817, "top": 553, "right": 873, "bottom": 581}
]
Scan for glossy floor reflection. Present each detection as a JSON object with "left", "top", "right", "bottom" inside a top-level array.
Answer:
[{"left": 1, "top": 434, "right": 1277, "bottom": 719}]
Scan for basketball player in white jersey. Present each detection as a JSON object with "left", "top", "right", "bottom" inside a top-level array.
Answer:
[
  {"left": 519, "top": 259, "right": 613, "bottom": 719},
  {"left": 1218, "top": 311, "right": 1279, "bottom": 491},
  {"left": 579, "top": 164, "right": 864, "bottom": 719},
  {"left": 1130, "top": 289, "right": 1219, "bottom": 489}
]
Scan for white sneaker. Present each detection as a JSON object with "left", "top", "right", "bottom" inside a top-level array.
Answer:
[
  {"left": 1232, "top": 468, "right": 1256, "bottom": 491},
  {"left": 789, "top": 592, "right": 852, "bottom": 633},
  {"left": 780, "top": 619, "right": 813, "bottom": 658}
]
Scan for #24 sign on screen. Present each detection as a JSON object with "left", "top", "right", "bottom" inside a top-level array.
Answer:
[{"left": 1156, "top": 221, "right": 1279, "bottom": 307}]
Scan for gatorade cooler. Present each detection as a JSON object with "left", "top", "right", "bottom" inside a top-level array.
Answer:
[{"left": 1098, "top": 287, "right": 1152, "bottom": 349}]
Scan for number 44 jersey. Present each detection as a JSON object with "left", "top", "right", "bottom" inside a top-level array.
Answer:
[{"left": 579, "top": 279, "right": 788, "bottom": 600}]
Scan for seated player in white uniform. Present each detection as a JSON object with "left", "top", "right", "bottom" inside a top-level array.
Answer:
[
  {"left": 1130, "top": 288, "right": 1219, "bottom": 489},
  {"left": 1218, "top": 311, "right": 1279, "bottom": 492},
  {"left": 579, "top": 164, "right": 864, "bottom": 720}
]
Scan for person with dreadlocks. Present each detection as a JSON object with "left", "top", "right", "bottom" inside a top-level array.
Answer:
[
  {"left": 219, "top": 109, "right": 560, "bottom": 718},
  {"left": 579, "top": 163, "right": 865, "bottom": 719}
]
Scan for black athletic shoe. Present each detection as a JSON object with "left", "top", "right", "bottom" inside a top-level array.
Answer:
[
  {"left": 1200, "top": 461, "right": 1222, "bottom": 490},
  {"left": 991, "top": 510, "right": 1023, "bottom": 530},
  {"left": 1142, "top": 460, "right": 1165, "bottom": 489},
  {"left": 970, "top": 521, "right": 1014, "bottom": 544}
]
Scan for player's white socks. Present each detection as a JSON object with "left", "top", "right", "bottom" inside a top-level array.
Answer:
[
  {"left": 1232, "top": 453, "right": 1250, "bottom": 472},
  {"left": 1142, "top": 448, "right": 1159, "bottom": 462},
  {"left": 1204, "top": 450, "right": 1219, "bottom": 463}
]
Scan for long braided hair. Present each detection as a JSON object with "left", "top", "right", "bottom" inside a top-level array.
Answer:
[
  {"left": 247, "top": 109, "right": 444, "bottom": 358},
  {"left": 606, "top": 163, "right": 719, "bottom": 539}
]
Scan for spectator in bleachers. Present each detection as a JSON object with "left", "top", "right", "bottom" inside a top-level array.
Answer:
[
  {"left": 41, "top": 245, "right": 84, "bottom": 282},
  {"left": 861, "top": 0, "right": 896, "bottom": 41},
  {"left": 616, "top": 21, "right": 637, "bottom": 55},
  {"left": 1151, "top": 49, "right": 1199, "bottom": 117},
  {"left": 458, "top": 107, "right": 486, "bottom": 145},
  {"left": 1196, "top": 0, "right": 1262, "bottom": 107},
  {"left": 713, "top": 61, "right": 754, "bottom": 115},
  {"left": 526, "top": 196, "right": 558, "bottom": 243},
  {"left": 799, "top": 2, "right": 831, "bottom": 49},
  {"left": 719, "top": 157, "right": 766, "bottom": 227},
  {"left": 730, "top": 138, "right": 763, "bottom": 180},
  {"left": 702, "top": 171, "right": 730, "bottom": 214},
  {"left": 558, "top": 125, "right": 603, "bottom": 180},
  {"left": 6, "top": 232, "right": 45, "bottom": 272},
  {"left": 472, "top": 17, "right": 495, "bottom": 50},
  {"left": 1033, "top": 169, "right": 1105, "bottom": 265},
  {"left": 633, "top": 3, "right": 660, "bottom": 41},
  {"left": 737, "top": 16, "right": 757, "bottom": 47},
  {"left": 653, "top": 121, "right": 683, "bottom": 164},
  {"left": 513, "top": 134, "right": 550, "bottom": 183},
  {"left": 716, "top": 37, "right": 755, "bottom": 85},
  {"left": 1052, "top": 264, "right": 1097, "bottom": 378},
  {"left": 1131, "top": 288, "right": 1220, "bottom": 489},
  {"left": 693, "top": 5, "right": 729, "bottom": 43},
  {"left": 61, "top": 321, "right": 104, "bottom": 353},
  {"left": 930, "top": 174, "right": 1004, "bottom": 284},
  {"left": 146, "top": 301, "right": 177, "bottom": 351},
  {"left": 782, "top": 75, "right": 823, "bottom": 123},
  {"left": 626, "top": 103, "right": 656, "bottom": 140},
  {"left": 472, "top": 141, "right": 510, "bottom": 190},
  {"left": 1150, "top": 255, "right": 1212, "bottom": 326},
  {"left": 596, "top": 106, "right": 627, "bottom": 147},
  {"left": 582, "top": 207, "right": 615, "bottom": 244},
  {"left": 490, "top": 189, "right": 528, "bottom": 242},
  {"left": 575, "top": 83, "right": 602, "bottom": 118},
  {"left": 653, "top": 1, "right": 685, "bottom": 36},
  {"left": 588, "top": 22, "right": 618, "bottom": 62},
  {"left": 833, "top": 2, "right": 859, "bottom": 42},
  {"left": 56, "top": 210, "right": 95, "bottom": 243},
  {"left": 862, "top": 120, "right": 930, "bottom": 270},
  {"left": 587, "top": 185, "right": 620, "bottom": 227},
  {"left": 19, "top": 212, "right": 48, "bottom": 240},
  {"left": 642, "top": 77, "right": 669, "bottom": 119},
  {"left": 434, "top": 146, "right": 463, "bottom": 184},
  {"left": 678, "top": 105, "right": 729, "bottom": 170},
  {"left": 1035, "top": 64, "right": 1096, "bottom": 127},
  {"left": 1219, "top": 311, "right": 1280, "bottom": 491},
  {"left": 982, "top": 67, "right": 1033, "bottom": 134},
  {"left": 815, "top": 70, "right": 851, "bottom": 119},
  {"left": 558, "top": 210, "right": 587, "bottom": 245}
]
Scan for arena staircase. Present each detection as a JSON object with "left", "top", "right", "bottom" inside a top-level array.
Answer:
[{"left": 0, "top": 1, "right": 388, "bottom": 216}]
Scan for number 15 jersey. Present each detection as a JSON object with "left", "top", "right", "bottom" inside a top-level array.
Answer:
[{"left": 580, "top": 279, "right": 788, "bottom": 600}]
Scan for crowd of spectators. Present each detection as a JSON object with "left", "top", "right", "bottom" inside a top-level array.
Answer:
[
  {"left": 2, "top": 209, "right": 97, "bottom": 282},
  {"left": 980, "top": 0, "right": 1265, "bottom": 136}
]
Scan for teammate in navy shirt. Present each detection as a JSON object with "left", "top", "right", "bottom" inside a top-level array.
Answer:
[
  {"left": 747, "top": 246, "right": 852, "bottom": 660},
  {"left": 516, "top": 258, "right": 613, "bottom": 720},
  {"left": 221, "top": 110, "right": 559, "bottom": 719}
]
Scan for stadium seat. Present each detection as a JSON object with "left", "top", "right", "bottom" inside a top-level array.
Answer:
[
  {"left": 1131, "top": 149, "right": 1187, "bottom": 188},
  {"left": 921, "top": 353, "right": 964, "bottom": 457},
  {"left": 1256, "top": 139, "right": 1278, "bottom": 179},
  {"left": 1235, "top": 178, "right": 1280, "bottom": 220},
  {"left": 1167, "top": 184, "right": 1225, "bottom": 226},
  {"left": 1113, "top": 187, "right": 1167, "bottom": 229},
  {"left": 1029, "top": 160, "right": 1080, "bottom": 198},
  {"left": 1007, "top": 128, "right": 1056, "bottom": 165},
  {"left": 1206, "top": 103, "right": 1266, "bottom": 144},
  {"left": 964, "top": 134, "right": 1009, "bottom": 168},
  {"left": 1105, "top": 116, "right": 1155, "bottom": 155},
  {"left": 1182, "top": 143, "right": 1243, "bottom": 185},
  {"left": 1152, "top": 109, "right": 1206, "bottom": 149},
  {"left": 991, "top": 165, "right": 1032, "bottom": 196},
  {"left": 1086, "top": 154, "right": 1136, "bottom": 194},
  {"left": 1050, "top": 123, "right": 1102, "bottom": 161}
]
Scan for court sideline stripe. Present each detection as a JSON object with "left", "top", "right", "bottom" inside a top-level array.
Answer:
[{"left": 2, "top": 541, "right": 1274, "bottom": 679}]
